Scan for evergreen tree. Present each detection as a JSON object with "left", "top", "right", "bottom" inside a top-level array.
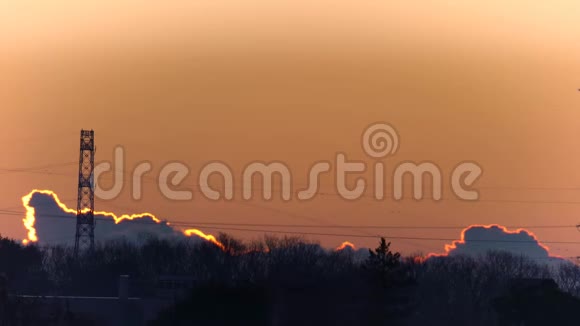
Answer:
[{"left": 366, "top": 238, "right": 401, "bottom": 288}]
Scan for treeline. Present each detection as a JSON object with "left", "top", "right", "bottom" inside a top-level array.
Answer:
[{"left": 0, "top": 234, "right": 579, "bottom": 325}]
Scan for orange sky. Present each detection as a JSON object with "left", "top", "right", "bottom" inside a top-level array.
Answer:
[{"left": 0, "top": 1, "right": 579, "bottom": 256}]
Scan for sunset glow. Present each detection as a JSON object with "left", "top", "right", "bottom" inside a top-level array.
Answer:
[
  {"left": 2, "top": 1, "right": 580, "bottom": 323},
  {"left": 21, "top": 189, "right": 224, "bottom": 250},
  {"left": 336, "top": 241, "right": 356, "bottom": 251},
  {"left": 183, "top": 229, "right": 226, "bottom": 251}
]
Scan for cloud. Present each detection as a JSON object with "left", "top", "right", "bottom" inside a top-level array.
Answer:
[
  {"left": 432, "top": 224, "right": 552, "bottom": 260},
  {"left": 336, "top": 241, "right": 356, "bottom": 251},
  {"left": 22, "top": 190, "right": 213, "bottom": 246},
  {"left": 335, "top": 241, "right": 370, "bottom": 263}
]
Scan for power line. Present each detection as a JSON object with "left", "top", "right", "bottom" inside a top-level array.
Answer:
[
  {"left": 168, "top": 225, "right": 580, "bottom": 245},
  {"left": 4, "top": 209, "right": 580, "bottom": 245},
  {"left": 7, "top": 166, "right": 580, "bottom": 205},
  {"left": 1, "top": 208, "right": 577, "bottom": 230},
  {"left": 163, "top": 222, "right": 579, "bottom": 230},
  {"left": 0, "top": 161, "right": 76, "bottom": 175}
]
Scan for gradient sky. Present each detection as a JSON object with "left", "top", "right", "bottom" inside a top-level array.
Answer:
[{"left": 1, "top": 1, "right": 579, "bottom": 256}]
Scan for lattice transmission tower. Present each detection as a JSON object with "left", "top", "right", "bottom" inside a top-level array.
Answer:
[{"left": 74, "top": 130, "right": 95, "bottom": 256}]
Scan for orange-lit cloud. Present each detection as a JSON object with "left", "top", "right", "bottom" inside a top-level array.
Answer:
[
  {"left": 336, "top": 241, "right": 356, "bottom": 251},
  {"left": 183, "top": 229, "right": 225, "bottom": 251},
  {"left": 427, "top": 224, "right": 554, "bottom": 259},
  {"left": 21, "top": 189, "right": 224, "bottom": 250}
]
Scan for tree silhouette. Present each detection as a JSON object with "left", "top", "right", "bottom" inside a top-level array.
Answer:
[
  {"left": 365, "top": 238, "right": 401, "bottom": 288},
  {"left": 1, "top": 232, "right": 580, "bottom": 325},
  {"left": 493, "top": 279, "right": 580, "bottom": 326}
]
